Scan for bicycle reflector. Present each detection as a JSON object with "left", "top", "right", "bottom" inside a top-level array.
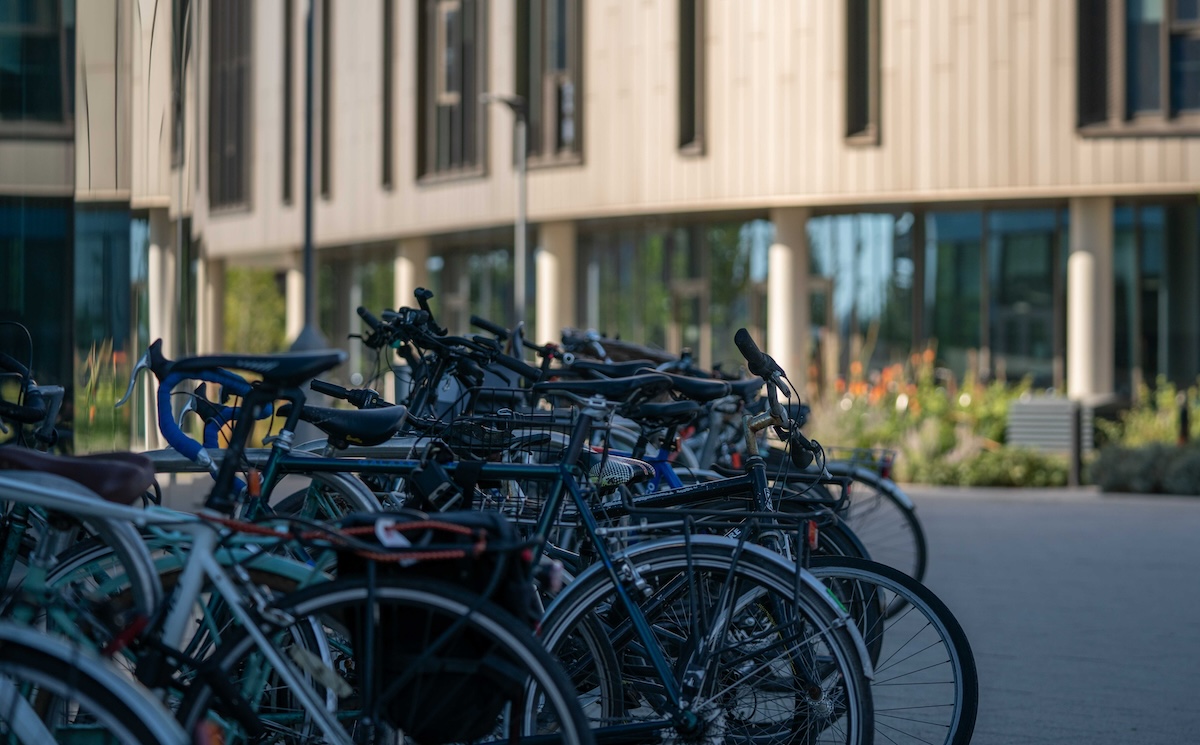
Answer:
[{"left": 806, "top": 520, "right": 819, "bottom": 552}]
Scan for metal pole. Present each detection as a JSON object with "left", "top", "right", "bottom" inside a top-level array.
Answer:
[
  {"left": 292, "top": 0, "right": 326, "bottom": 350},
  {"left": 514, "top": 114, "right": 527, "bottom": 329}
]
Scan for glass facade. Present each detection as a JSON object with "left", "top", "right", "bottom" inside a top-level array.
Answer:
[
  {"left": 578, "top": 217, "right": 769, "bottom": 372},
  {"left": 72, "top": 206, "right": 146, "bottom": 452},
  {"left": 809, "top": 213, "right": 915, "bottom": 379},
  {"left": 1113, "top": 203, "right": 1200, "bottom": 395},
  {"left": 0, "top": 197, "right": 73, "bottom": 390}
]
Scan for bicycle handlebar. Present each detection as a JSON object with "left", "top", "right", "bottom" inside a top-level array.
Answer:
[{"left": 470, "top": 315, "right": 509, "bottom": 341}]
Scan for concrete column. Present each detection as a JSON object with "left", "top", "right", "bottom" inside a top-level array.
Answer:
[
  {"left": 145, "top": 209, "right": 176, "bottom": 449},
  {"left": 147, "top": 209, "right": 177, "bottom": 357},
  {"left": 535, "top": 220, "right": 578, "bottom": 349},
  {"left": 285, "top": 252, "right": 305, "bottom": 344},
  {"left": 1067, "top": 197, "right": 1115, "bottom": 400},
  {"left": 394, "top": 237, "right": 431, "bottom": 309},
  {"left": 766, "top": 208, "right": 812, "bottom": 392}
]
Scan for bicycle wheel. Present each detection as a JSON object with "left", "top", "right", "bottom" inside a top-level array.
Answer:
[
  {"left": 0, "top": 623, "right": 186, "bottom": 744},
  {"left": 807, "top": 556, "right": 978, "bottom": 745},
  {"left": 539, "top": 535, "right": 874, "bottom": 745},
  {"left": 826, "top": 463, "right": 928, "bottom": 587},
  {"left": 177, "top": 575, "right": 595, "bottom": 745}
]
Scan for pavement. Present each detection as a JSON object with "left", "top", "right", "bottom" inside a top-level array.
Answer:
[{"left": 901, "top": 483, "right": 1200, "bottom": 745}]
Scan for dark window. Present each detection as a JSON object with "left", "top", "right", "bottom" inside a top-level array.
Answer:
[
  {"left": 845, "top": 0, "right": 880, "bottom": 142},
  {"left": 0, "top": 0, "right": 74, "bottom": 129},
  {"left": 678, "top": 0, "right": 704, "bottom": 152},
  {"left": 1077, "top": 0, "right": 1109, "bottom": 125},
  {"left": 282, "top": 0, "right": 294, "bottom": 202},
  {"left": 517, "top": 0, "right": 582, "bottom": 161},
  {"left": 1078, "top": 0, "right": 1200, "bottom": 132},
  {"left": 172, "top": 0, "right": 192, "bottom": 165},
  {"left": 417, "top": 0, "right": 484, "bottom": 177},
  {"left": 382, "top": 0, "right": 395, "bottom": 188},
  {"left": 320, "top": 0, "right": 332, "bottom": 198},
  {"left": 208, "top": 0, "right": 252, "bottom": 209}
]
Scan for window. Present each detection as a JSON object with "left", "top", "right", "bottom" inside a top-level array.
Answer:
[
  {"left": 381, "top": 0, "right": 395, "bottom": 188},
  {"left": 845, "top": 0, "right": 880, "bottom": 142},
  {"left": 517, "top": 0, "right": 582, "bottom": 162},
  {"left": 417, "top": 0, "right": 484, "bottom": 177},
  {"left": 282, "top": 0, "right": 294, "bottom": 202},
  {"left": 678, "top": 0, "right": 704, "bottom": 153},
  {"left": 208, "top": 0, "right": 252, "bottom": 209},
  {"left": 1077, "top": 0, "right": 1200, "bottom": 132},
  {"left": 0, "top": 0, "right": 75, "bottom": 132},
  {"left": 319, "top": 0, "right": 332, "bottom": 198},
  {"left": 172, "top": 0, "right": 192, "bottom": 165}
]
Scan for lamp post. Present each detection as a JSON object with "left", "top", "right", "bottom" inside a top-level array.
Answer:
[
  {"left": 291, "top": 0, "right": 327, "bottom": 351},
  {"left": 480, "top": 93, "right": 528, "bottom": 330}
]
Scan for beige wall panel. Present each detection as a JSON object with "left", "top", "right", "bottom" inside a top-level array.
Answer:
[
  {"left": 934, "top": 4, "right": 953, "bottom": 191},
  {"left": 192, "top": 0, "right": 1200, "bottom": 260},
  {"left": 1139, "top": 140, "right": 1163, "bottom": 184},
  {"left": 0, "top": 141, "right": 73, "bottom": 195},
  {"left": 129, "top": 0, "right": 173, "bottom": 203},
  {"left": 76, "top": 0, "right": 122, "bottom": 195},
  {"left": 952, "top": 3, "right": 972, "bottom": 190}
]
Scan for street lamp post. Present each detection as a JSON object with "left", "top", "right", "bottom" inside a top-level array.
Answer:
[
  {"left": 292, "top": 0, "right": 327, "bottom": 351},
  {"left": 480, "top": 93, "right": 528, "bottom": 330}
]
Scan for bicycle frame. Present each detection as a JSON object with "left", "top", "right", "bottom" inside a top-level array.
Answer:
[{"left": 0, "top": 473, "right": 356, "bottom": 745}]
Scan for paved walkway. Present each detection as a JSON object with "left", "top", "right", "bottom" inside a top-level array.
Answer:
[{"left": 902, "top": 483, "right": 1200, "bottom": 745}]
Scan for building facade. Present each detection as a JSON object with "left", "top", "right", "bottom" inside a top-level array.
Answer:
[{"left": 4, "top": 0, "right": 1200, "bottom": 448}]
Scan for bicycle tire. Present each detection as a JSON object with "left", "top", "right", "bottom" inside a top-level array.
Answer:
[
  {"left": 0, "top": 623, "right": 187, "bottom": 744},
  {"left": 539, "top": 535, "right": 874, "bottom": 745},
  {"left": 177, "top": 575, "right": 595, "bottom": 744},
  {"left": 825, "top": 463, "right": 928, "bottom": 586},
  {"left": 807, "top": 556, "right": 978, "bottom": 745}
]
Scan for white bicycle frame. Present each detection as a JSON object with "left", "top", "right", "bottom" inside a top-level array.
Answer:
[{"left": 0, "top": 473, "right": 355, "bottom": 745}]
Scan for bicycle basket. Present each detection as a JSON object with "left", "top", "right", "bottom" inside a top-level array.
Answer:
[{"left": 332, "top": 510, "right": 538, "bottom": 742}]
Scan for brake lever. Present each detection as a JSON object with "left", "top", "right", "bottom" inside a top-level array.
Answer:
[{"left": 115, "top": 348, "right": 153, "bottom": 408}]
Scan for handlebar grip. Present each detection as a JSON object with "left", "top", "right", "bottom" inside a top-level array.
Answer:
[
  {"left": 357, "top": 306, "right": 382, "bottom": 331},
  {"left": 493, "top": 352, "right": 543, "bottom": 383},
  {"left": 0, "top": 352, "right": 30, "bottom": 378},
  {"left": 470, "top": 315, "right": 510, "bottom": 341},
  {"left": 0, "top": 399, "right": 46, "bottom": 425},
  {"left": 310, "top": 379, "right": 351, "bottom": 400},
  {"left": 734, "top": 328, "right": 772, "bottom": 379}
]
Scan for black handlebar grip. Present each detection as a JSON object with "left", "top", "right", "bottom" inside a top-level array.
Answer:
[
  {"left": 310, "top": 379, "right": 351, "bottom": 400},
  {"left": 734, "top": 328, "right": 771, "bottom": 379},
  {"left": 494, "top": 352, "right": 543, "bottom": 383},
  {"left": 0, "top": 399, "right": 46, "bottom": 425},
  {"left": 0, "top": 352, "right": 30, "bottom": 378},
  {"left": 356, "top": 306, "right": 383, "bottom": 331},
  {"left": 470, "top": 315, "right": 510, "bottom": 341}
]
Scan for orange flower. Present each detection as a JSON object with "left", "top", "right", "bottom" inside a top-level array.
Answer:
[{"left": 922, "top": 348, "right": 936, "bottom": 365}]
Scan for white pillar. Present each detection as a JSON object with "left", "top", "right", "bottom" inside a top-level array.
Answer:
[
  {"left": 285, "top": 252, "right": 305, "bottom": 344},
  {"left": 145, "top": 210, "right": 176, "bottom": 449},
  {"left": 766, "top": 208, "right": 812, "bottom": 392},
  {"left": 1067, "top": 196, "right": 1115, "bottom": 400},
  {"left": 394, "top": 237, "right": 431, "bottom": 308},
  {"left": 535, "top": 220, "right": 577, "bottom": 350}
]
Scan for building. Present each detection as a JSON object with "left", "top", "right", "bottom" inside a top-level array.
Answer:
[{"left": 3, "top": 0, "right": 1199, "bottom": 449}]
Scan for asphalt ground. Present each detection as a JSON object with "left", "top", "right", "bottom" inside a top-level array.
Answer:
[{"left": 902, "top": 484, "right": 1200, "bottom": 745}]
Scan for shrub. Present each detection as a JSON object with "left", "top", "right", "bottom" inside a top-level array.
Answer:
[{"left": 1092, "top": 443, "right": 1200, "bottom": 495}]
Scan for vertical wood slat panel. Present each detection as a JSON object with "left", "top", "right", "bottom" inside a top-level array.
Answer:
[
  {"left": 954, "top": 0, "right": 972, "bottom": 189},
  {"left": 915, "top": 0, "right": 933, "bottom": 190},
  {"left": 935, "top": 3, "right": 952, "bottom": 190},
  {"left": 1053, "top": 0, "right": 1075, "bottom": 188},
  {"left": 974, "top": 0, "right": 992, "bottom": 187},
  {"left": 1014, "top": 8, "right": 1033, "bottom": 188},
  {"left": 1034, "top": 0, "right": 1054, "bottom": 186}
]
